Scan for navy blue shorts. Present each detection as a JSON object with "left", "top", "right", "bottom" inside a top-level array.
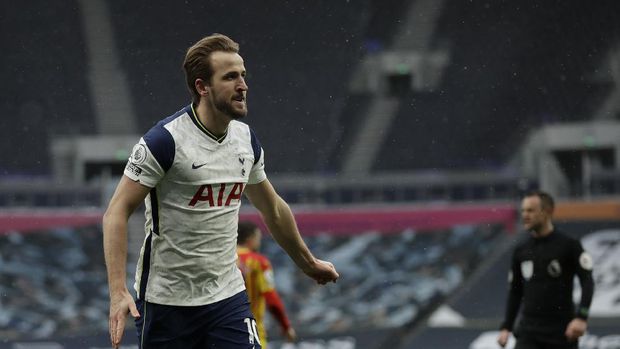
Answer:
[{"left": 135, "top": 291, "right": 262, "bottom": 349}]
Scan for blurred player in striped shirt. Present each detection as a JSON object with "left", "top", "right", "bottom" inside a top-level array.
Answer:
[{"left": 237, "top": 221, "right": 297, "bottom": 348}]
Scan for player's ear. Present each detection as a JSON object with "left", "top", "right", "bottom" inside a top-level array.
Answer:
[
  {"left": 195, "top": 78, "right": 209, "bottom": 96},
  {"left": 546, "top": 206, "right": 554, "bottom": 217}
]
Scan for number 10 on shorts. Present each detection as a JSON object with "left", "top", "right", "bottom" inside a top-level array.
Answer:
[{"left": 244, "top": 318, "right": 261, "bottom": 345}]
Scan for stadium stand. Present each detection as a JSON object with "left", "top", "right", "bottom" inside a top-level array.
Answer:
[
  {"left": 0, "top": 1, "right": 370, "bottom": 177},
  {"left": 2, "top": 1, "right": 618, "bottom": 205},
  {"left": 363, "top": 0, "right": 411, "bottom": 50},
  {"left": 324, "top": 93, "right": 372, "bottom": 173},
  {"left": 262, "top": 223, "right": 504, "bottom": 336},
  {"left": 0, "top": 226, "right": 108, "bottom": 340},
  {"left": 1, "top": 0, "right": 619, "bottom": 180},
  {"left": 0, "top": 0, "right": 95, "bottom": 176},
  {"left": 373, "top": 0, "right": 620, "bottom": 172}
]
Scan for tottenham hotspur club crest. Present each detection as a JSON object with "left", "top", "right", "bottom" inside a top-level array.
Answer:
[{"left": 239, "top": 157, "right": 246, "bottom": 176}]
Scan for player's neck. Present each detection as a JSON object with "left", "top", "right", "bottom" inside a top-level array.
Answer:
[
  {"left": 532, "top": 222, "right": 554, "bottom": 238},
  {"left": 194, "top": 101, "right": 230, "bottom": 137}
]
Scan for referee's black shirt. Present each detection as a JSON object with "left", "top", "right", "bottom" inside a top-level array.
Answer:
[{"left": 501, "top": 230, "right": 594, "bottom": 342}]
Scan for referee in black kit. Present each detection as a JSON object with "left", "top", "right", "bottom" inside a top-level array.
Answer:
[{"left": 498, "top": 191, "right": 594, "bottom": 349}]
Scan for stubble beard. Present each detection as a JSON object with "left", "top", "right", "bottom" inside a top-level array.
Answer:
[
  {"left": 212, "top": 91, "right": 247, "bottom": 120},
  {"left": 526, "top": 221, "right": 544, "bottom": 236}
]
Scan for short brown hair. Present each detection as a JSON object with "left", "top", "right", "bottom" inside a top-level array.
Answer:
[
  {"left": 237, "top": 221, "right": 260, "bottom": 245},
  {"left": 183, "top": 33, "right": 240, "bottom": 103},
  {"left": 524, "top": 190, "right": 555, "bottom": 213}
]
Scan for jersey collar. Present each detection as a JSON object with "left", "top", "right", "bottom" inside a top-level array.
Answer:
[
  {"left": 189, "top": 104, "right": 229, "bottom": 143},
  {"left": 237, "top": 246, "right": 252, "bottom": 254}
]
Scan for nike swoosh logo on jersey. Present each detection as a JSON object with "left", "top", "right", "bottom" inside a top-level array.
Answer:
[{"left": 192, "top": 162, "right": 208, "bottom": 169}]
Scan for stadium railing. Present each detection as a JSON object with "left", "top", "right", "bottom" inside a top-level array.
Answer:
[
  {"left": 0, "top": 171, "right": 534, "bottom": 208},
  {"left": 2, "top": 170, "right": 619, "bottom": 208}
]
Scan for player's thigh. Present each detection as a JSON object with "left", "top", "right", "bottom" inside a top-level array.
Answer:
[
  {"left": 546, "top": 341, "right": 579, "bottom": 349},
  {"left": 514, "top": 336, "right": 543, "bottom": 349},
  {"left": 203, "top": 291, "right": 262, "bottom": 349},
  {"left": 135, "top": 299, "right": 204, "bottom": 349}
]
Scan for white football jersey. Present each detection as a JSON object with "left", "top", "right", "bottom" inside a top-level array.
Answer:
[{"left": 124, "top": 104, "right": 266, "bottom": 306}]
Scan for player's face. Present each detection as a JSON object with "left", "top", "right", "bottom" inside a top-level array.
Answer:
[
  {"left": 520, "top": 196, "right": 548, "bottom": 232},
  {"left": 250, "top": 229, "right": 262, "bottom": 251},
  {"left": 207, "top": 51, "right": 248, "bottom": 119}
]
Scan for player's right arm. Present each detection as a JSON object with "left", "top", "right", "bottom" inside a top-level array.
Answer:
[
  {"left": 498, "top": 248, "right": 523, "bottom": 347},
  {"left": 103, "top": 175, "right": 151, "bottom": 349}
]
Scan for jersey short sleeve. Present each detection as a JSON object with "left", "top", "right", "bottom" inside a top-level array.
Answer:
[
  {"left": 248, "top": 148, "right": 266, "bottom": 185},
  {"left": 124, "top": 123, "right": 176, "bottom": 187},
  {"left": 247, "top": 128, "right": 266, "bottom": 185}
]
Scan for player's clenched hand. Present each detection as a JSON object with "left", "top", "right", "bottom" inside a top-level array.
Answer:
[
  {"left": 284, "top": 327, "right": 297, "bottom": 342},
  {"left": 565, "top": 318, "right": 587, "bottom": 341},
  {"left": 109, "top": 290, "right": 140, "bottom": 349},
  {"left": 497, "top": 329, "right": 510, "bottom": 347},
  {"left": 304, "top": 259, "right": 339, "bottom": 285}
]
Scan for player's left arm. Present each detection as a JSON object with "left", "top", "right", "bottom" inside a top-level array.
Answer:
[
  {"left": 264, "top": 289, "right": 296, "bottom": 341},
  {"left": 244, "top": 179, "right": 339, "bottom": 284},
  {"left": 575, "top": 242, "right": 595, "bottom": 318},
  {"left": 565, "top": 239, "right": 595, "bottom": 341}
]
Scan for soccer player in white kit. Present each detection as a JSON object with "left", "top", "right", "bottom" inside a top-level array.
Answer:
[{"left": 103, "top": 33, "right": 339, "bottom": 349}]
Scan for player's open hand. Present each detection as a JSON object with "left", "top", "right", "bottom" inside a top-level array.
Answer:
[
  {"left": 565, "top": 318, "right": 587, "bottom": 341},
  {"left": 109, "top": 290, "right": 140, "bottom": 348},
  {"left": 304, "top": 259, "right": 339, "bottom": 285}
]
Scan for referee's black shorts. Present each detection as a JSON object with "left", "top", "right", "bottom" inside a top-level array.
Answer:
[
  {"left": 515, "top": 334, "right": 578, "bottom": 349},
  {"left": 515, "top": 315, "right": 578, "bottom": 349}
]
